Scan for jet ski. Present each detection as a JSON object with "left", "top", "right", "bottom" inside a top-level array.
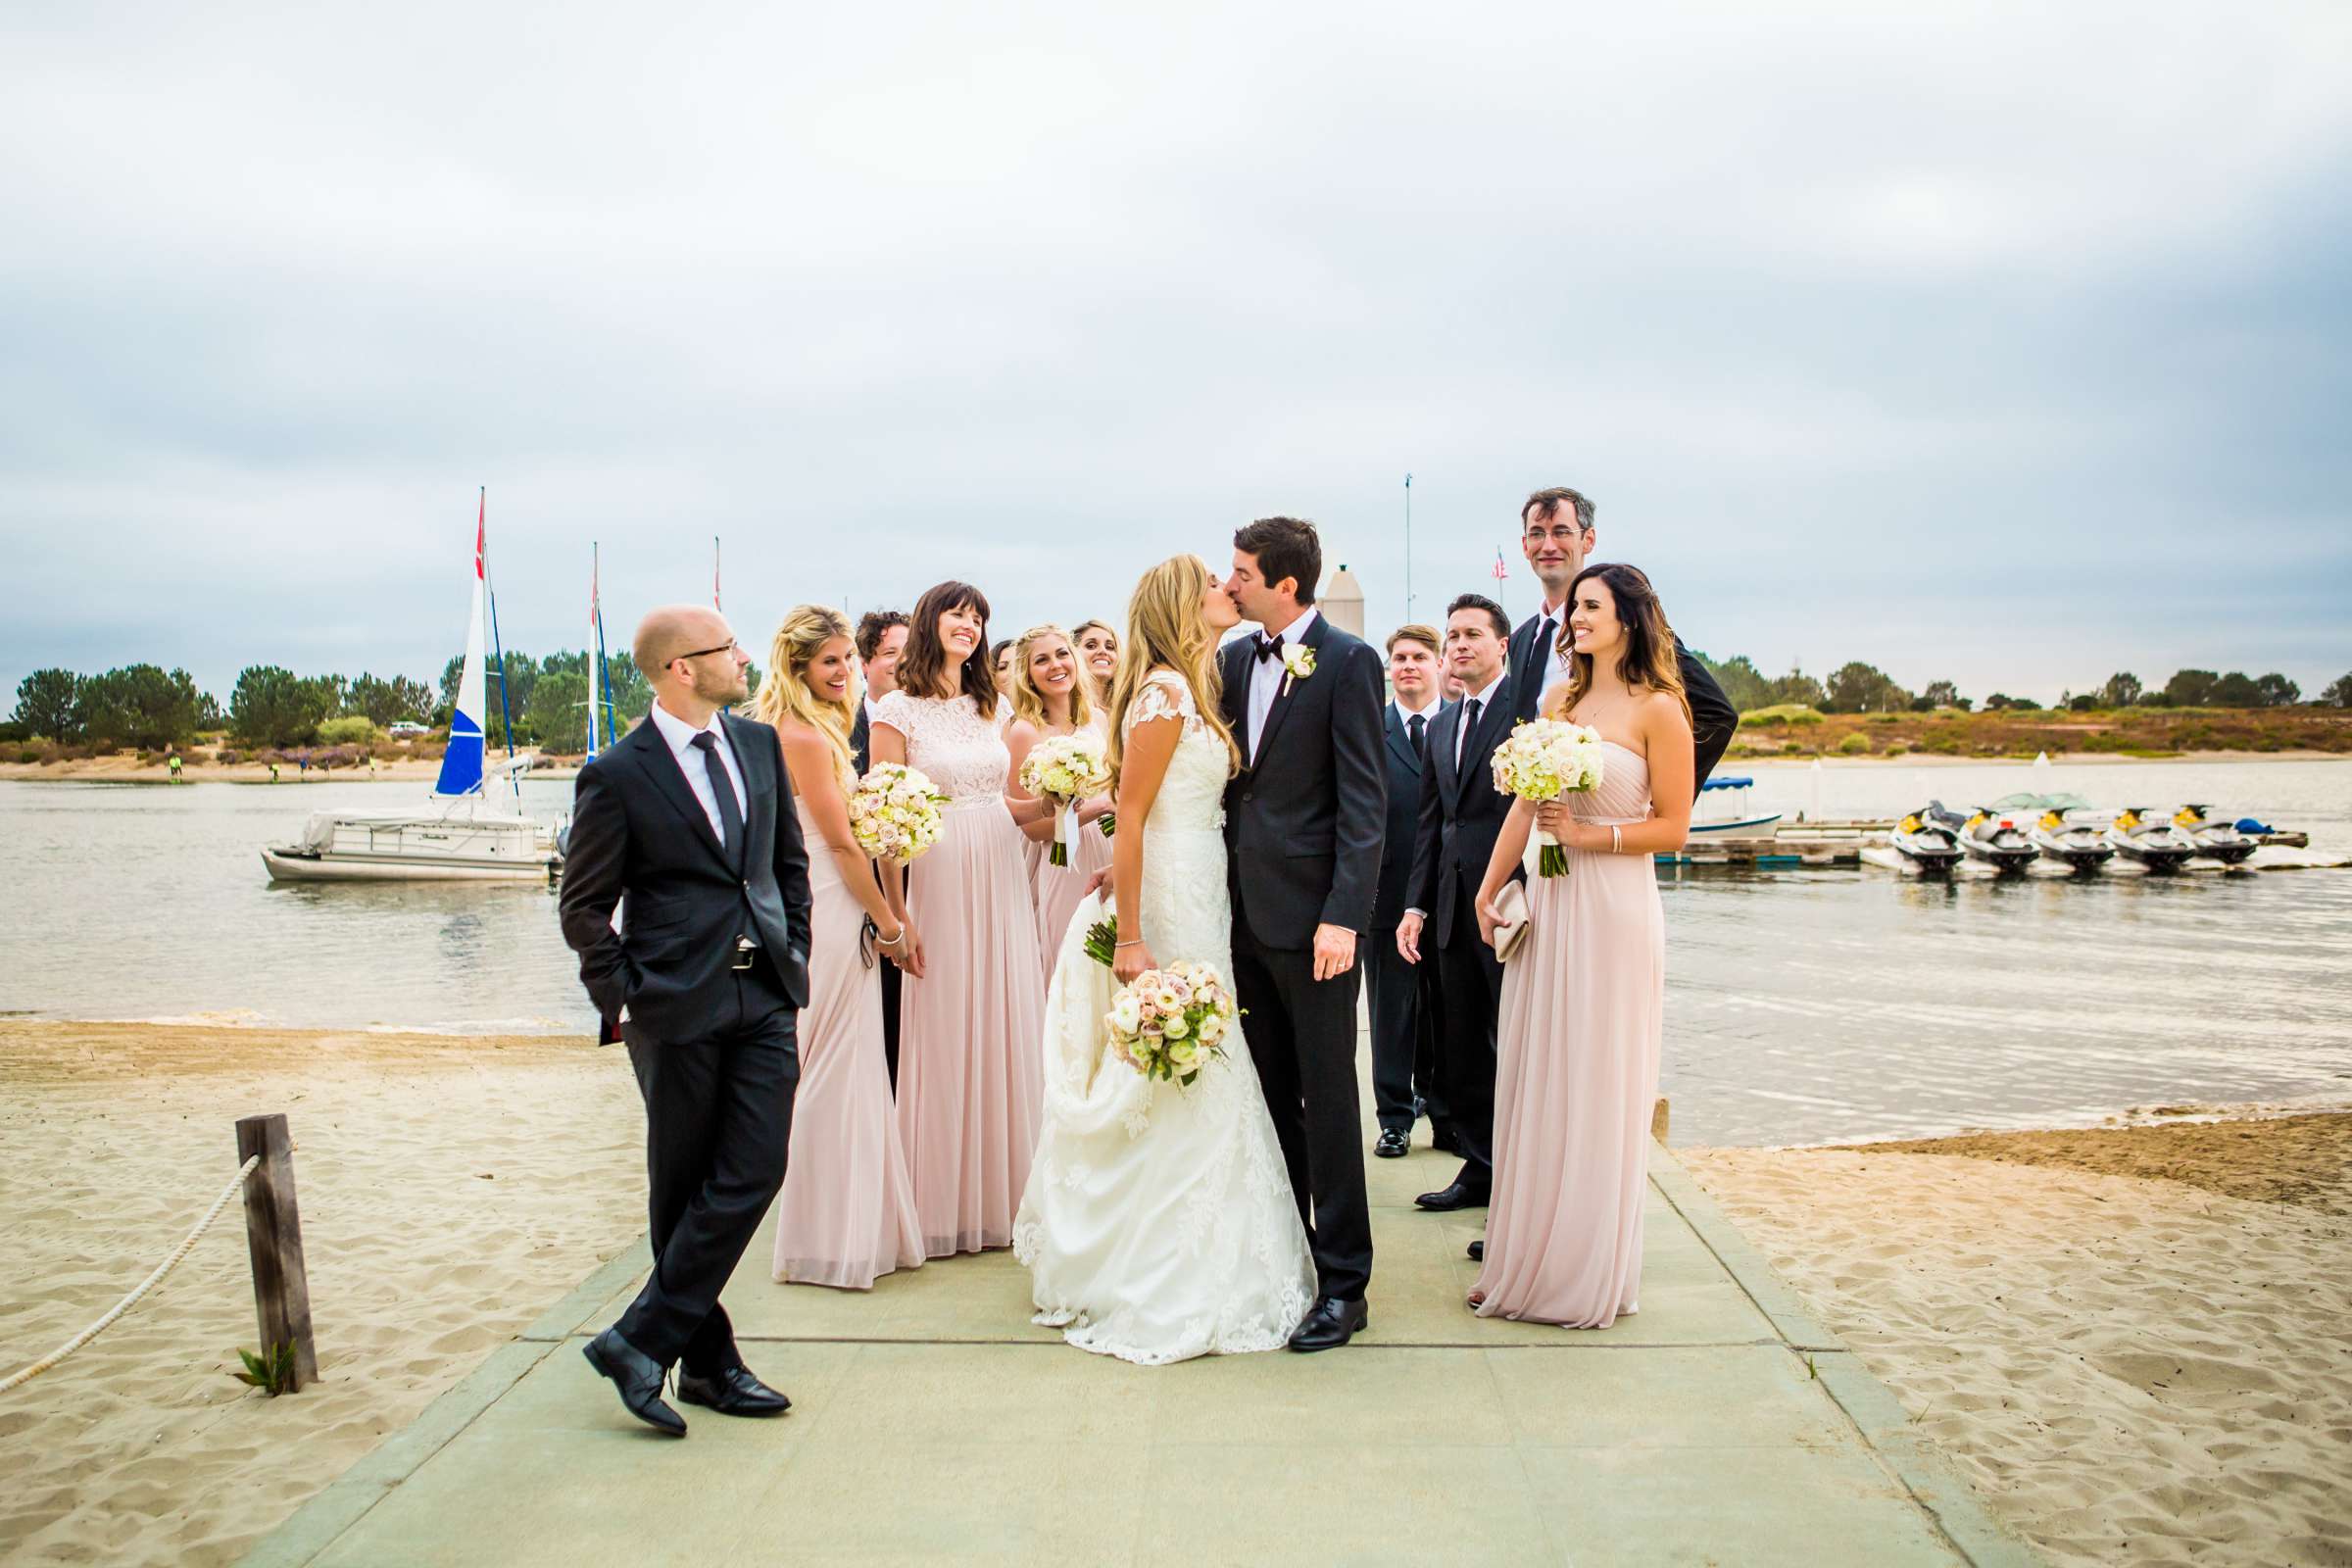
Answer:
[
  {"left": 2173, "top": 804, "right": 2259, "bottom": 866},
  {"left": 2104, "top": 807, "right": 2198, "bottom": 872},
  {"left": 1891, "top": 807, "right": 1966, "bottom": 872},
  {"left": 1991, "top": 792, "right": 2112, "bottom": 872},
  {"left": 1925, "top": 800, "right": 2039, "bottom": 873}
]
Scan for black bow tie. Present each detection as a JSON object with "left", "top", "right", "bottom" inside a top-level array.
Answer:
[{"left": 1253, "top": 633, "right": 1285, "bottom": 663}]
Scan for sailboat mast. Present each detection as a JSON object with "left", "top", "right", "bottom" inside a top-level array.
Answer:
[{"left": 585, "top": 543, "right": 602, "bottom": 756}]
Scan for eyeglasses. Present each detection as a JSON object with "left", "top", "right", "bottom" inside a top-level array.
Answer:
[{"left": 672, "top": 639, "right": 740, "bottom": 664}]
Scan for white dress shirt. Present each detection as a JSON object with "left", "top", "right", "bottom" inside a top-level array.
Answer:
[
  {"left": 1247, "top": 606, "right": 1318, "bottom": 762},
  {"left": 863, "top": 694, "right": 888, "bottom": 728},
  {"left": 1393, "top": 694, "right": 1440, "bottom": 752},
  {"left": 647, "top": 699, "right": 748, "bottom": 844}
]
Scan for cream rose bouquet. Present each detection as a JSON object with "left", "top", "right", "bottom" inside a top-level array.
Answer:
[
  {"left": 847, "top": 762, "right": 950, "bottom": 863},
  {"left": 1104, "top": 960, "right": 1238, "bottom": 1088},
  {"left": 1490, "top": 718, "right": 1605, "bottom": 876},
  {"left": 1018, "top": 731, "right": 1111, "bottom": 866}
]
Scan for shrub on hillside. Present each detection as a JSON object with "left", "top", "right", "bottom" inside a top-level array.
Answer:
[
  {"left": 1837, "top": 731, "right": 1870, "bottom": 756},
  {"left": 1740, "top": 704, "right": 1824, "bottom": 727},
  {"left": 317, "top": 714, "right": 378, "bottom": 746}
]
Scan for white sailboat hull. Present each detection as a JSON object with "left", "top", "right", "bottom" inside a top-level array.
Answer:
[
  {"left": 260, "top": 848, "right": 554, "bottom": 882},
  {"left": 262, "top": 806, "right": 559, "bottom": 882}
]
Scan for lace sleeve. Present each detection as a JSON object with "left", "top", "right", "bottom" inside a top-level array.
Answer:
[
  {"left": 872, "top": 690, "right": 914, "bottom": 737},
  {"left": 1126, "top": 671, "right": 1197, "bottom": 735}
]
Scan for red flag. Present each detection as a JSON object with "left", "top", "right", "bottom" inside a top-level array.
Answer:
[{"left": 1490, "top": 549, "right": 1507, "bottom": 583}]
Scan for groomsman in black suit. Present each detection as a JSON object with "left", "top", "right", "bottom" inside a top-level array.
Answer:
[
  {"left": 560, "top": 605, "right": 810, "bottom": 1436},
  {"left": 1396, "top": 595, "right": 1517, "bottom": 1211},
  {"left": 1365, "top": 623, "right": 1447, "bottom": 1160},
  {"left": 1507, "top": 486, "right": 1738, "bottom": 790},
  {"left": 850, "top": 609, "right": 909, "bottom": 1088}
]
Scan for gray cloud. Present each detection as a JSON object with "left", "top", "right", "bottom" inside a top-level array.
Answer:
[{"left": 4, "top": 0, "right": 2349, "bottom": 707}]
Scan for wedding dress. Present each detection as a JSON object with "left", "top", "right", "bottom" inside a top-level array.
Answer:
[{"left": 1013, "top": 671, "right": 1315, "bottom": 1363}]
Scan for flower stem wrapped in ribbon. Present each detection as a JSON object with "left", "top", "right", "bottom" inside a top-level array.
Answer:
[
  {"left": 847, "top": 762, "right": 950, "bottom": 863},
  {"left": 1104, "top": 960, "right": 1239, "bottom": 1088},
  {"left": 1018, "top": 731, "right": 1111, "bottom": 865},
  {"left": 1490, "top": 718, "right": 1606, "bottom": 877}
]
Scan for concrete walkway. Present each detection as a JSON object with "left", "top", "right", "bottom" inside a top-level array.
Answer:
[{"left": 244, "top": 1086, "right": 2036, "bottom": 1567}]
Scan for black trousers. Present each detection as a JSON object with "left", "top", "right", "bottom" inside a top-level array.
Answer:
[
  {"left": 1234, "top": 925, "right": 1374, "bottom": 1302},
  {"left": 878, "top": 952, "right": 902, "bottom": 1092},
  {"left": 1432, "top": 882, "right": 1505, "bottom": 1196},
  {"left": 618, "top": 963, "right": 799, "bottom": 1372},
  {"left": 1365, "top": 927, "right": 1441, "bottom": 1133}
]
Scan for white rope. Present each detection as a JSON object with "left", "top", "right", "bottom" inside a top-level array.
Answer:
[{"left": 0, "top": 1153, "right": 262, "bottom": 1396}]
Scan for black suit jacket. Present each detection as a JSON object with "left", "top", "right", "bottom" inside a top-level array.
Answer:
[
  {"left": 1217, "top": 615, "right": 1388, "bottom": 949},
  {"left": 1372, "top": 702, "right": 1445, "bottom": 933},
  {"left": 1406, "top": 683, "right": 1518, "bottom": 950},
  {"left": 1507, "top": 612, "right": 1736, "bottom": 793},
  {"left": 850, "top": 703, "right": 872, "bottom": 776},
  {"left": 559, "top": 709, "right": 812, "bottom": 1044}
]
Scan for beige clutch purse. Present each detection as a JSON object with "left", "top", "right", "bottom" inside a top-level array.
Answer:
[{"left": 1491, "top": 880, "right": 1532, "bottom": 963}]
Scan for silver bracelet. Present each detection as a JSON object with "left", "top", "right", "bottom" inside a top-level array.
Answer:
[
  {"left": 875, "top": 925, "right": 906, "bottom": 949},
  {"left": 1611, "top": 825, "right": 1623, "bottom": 854}
]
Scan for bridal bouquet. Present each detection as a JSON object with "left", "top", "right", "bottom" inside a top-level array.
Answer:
[
  {"left": 1105, "top": 960, "right": 1237, "bottom": 1088},
  {"left": 1019, "top": 732, "right": 1111, "bottom": 865},
  {"left": 1491, "top": 718, "right": 1606, "bottom": 877},
  {"left": 847, "top": 762, "right": 950, "bottom": 863}
]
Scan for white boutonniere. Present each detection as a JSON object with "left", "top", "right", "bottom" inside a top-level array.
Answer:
[{"left": 1280, "top": 643, "right": 1316, "bottom": 682}]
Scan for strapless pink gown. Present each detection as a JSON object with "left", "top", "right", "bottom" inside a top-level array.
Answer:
[
  {"left": 1475, "top": 740, "right": 1663, "bottom": 1328},
  {"left": 771, "top": 800, "right": 924, "bottom": 1289},
  {"left": 873, "top": 692, "right": 1047, "bottom": 1255}
]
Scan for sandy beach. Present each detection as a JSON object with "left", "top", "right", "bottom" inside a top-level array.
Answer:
[
  {"left": 0, "top": 1021, "right": 640, "bottom": 1566},
  {"left": 1685, "top": 1110, "right": 2352, "bottom": 1568}
]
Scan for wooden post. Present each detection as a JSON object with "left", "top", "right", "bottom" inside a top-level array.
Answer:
[
  {"left": 235, "top": 1114, "right": 318, "bottom": 1392},
  {"left": 1650, "top": 1097, "right": 1671, "bottom": 1145}
]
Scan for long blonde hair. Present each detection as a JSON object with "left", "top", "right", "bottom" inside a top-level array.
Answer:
[
  {"left": 754, "top": 605, "right": 858, "bottom": 790},
  {"left": 1542, "top": 563, "right": 1692, "bottom": 727},
  {"left": 1103, "top": 555, "right": 1241, "bottom": 791},
  {"left": 1006, "top": 623, "right": 1095, "bottom": 733}
]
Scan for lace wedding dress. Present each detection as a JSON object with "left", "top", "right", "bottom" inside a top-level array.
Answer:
[{"left": 1013, "top": 671, "right": 1315, "bottom": 1363}]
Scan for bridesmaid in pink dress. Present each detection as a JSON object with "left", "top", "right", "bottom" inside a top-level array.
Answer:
[
  {"left": 871, "top": 582, "right": 1052, "bottom": 1256},
  {"left": 1470, "top": 564, "right": 1694, "bottom": 1328},
  {"left": 1003, "top": 624, "right": 1114, "bottom": 976},
  {"left": 755, "top": 607, "right": 925, "bottom": 1290}
]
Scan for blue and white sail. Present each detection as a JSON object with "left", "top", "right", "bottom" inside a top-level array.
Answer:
[{"left": 434, "top": 495, "right": 489, "bottom": 798}]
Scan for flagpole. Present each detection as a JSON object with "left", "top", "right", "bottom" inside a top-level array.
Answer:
[
  {"left": 1403, "top": 473, "right": 1413, "bottom": 622},
  {"left": 712, "top": 535, "right": 722, "bottom": 611}
]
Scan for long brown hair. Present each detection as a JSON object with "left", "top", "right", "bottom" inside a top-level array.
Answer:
[
  {"left": 1544, "top": 563, "right": 1691, "bottom": 725},
  {"left": 753, "top": 605, "right": 858, "bottom": 791},
  {"left": 896, "top": 581, "right": 996, "bottom": 708},
  {"left": 1007, "top": 623, "right": 1095, "bottom": 732},
  {"left": 1103, "top": 555, "right": 1240, "bottom": 792}
]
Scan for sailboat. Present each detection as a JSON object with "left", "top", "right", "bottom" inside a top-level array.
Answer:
[{"left": 260, "top": 494, "right": 564, "bottom": 882}]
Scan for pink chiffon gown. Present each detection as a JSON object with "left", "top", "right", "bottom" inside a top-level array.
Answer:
[
  {"left": 873, "top": 690, "right": 1047, "bottom": 1256},
  {"left": 1028, "top": 717, "right": 1114, "bottom": 980},
  {"left": 771, "top": 800, "right": 925, "bottom": 1289},
  {"left": 1475, "top": 741, "right": 1664, "bottom": 1328}
]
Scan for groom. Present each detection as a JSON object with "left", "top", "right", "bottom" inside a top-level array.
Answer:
[{"left": 1219, "top": 517, "right": 1388, "bottom": 1351}]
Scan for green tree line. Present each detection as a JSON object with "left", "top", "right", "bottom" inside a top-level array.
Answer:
[{"left": 1690, "top": 654, "right": 2346, "bottom": 717}]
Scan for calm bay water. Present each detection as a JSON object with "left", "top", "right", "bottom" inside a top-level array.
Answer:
[{"left": 2, "top": 759, "right": 2347, "bottom": 1148}]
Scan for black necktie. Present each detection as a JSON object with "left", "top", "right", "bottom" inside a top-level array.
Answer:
[
  {"left": 1457, "top": 697, "right": 1481, "bottom": 770},
  {"left": 1537, "top": 615, "right": 1558, "bottom": 664},
  {"left": 690, "top": 731, "right": 742, "bottom": 858},
  {"left": 1407, "top": 711, "right": 1425, "bottom": 749},
  {"left": 1253, "top": 632, "right": 1284, "bottom": 662}
]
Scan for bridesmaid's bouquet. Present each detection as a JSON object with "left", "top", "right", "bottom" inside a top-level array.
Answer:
[
  {"left": 848, "top": 762, "right": 950, "bottom": 863},
  {"left": 1105, "top": 960, "right": 1237, "bottom": 1088},
  {"left": 1491, "top": 718, "right": 1606, "bottom": 877},
  {"left": 1018, "top": 733, "right": 1111, "bottom": 865}
]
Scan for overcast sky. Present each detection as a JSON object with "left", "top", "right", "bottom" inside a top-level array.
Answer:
[{"left": 5, "top": 1, "right": 2348, "bottom": 710}]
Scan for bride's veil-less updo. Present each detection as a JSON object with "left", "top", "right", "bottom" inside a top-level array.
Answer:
[{"left": 1102, "top": 555, "right": 1242, "bottom": 793}]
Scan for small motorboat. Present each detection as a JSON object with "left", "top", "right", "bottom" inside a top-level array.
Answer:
[
  {"left": 1689, "top": 775, "right": 1785, "bottom": 840},
  {"left": 2104, "top": 807, "right": 2199, "bottom": 872},
  {"left": 1926, "top": 800, "right": 2038, "bottom": 873},
  {"left": 2173, "top": 804, "right": 2259, "bottom": 866},
  {"left": 1991, "top": 792, "right": 2112, "bottom": 871},
  {"left": 1891, "top": 806, "right": 1966, "bottom": 872}
]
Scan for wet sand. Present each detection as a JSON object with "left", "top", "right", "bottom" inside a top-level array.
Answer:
[{"left": 1685, "top": 1110, "right": 2352, "bottom": 1568}]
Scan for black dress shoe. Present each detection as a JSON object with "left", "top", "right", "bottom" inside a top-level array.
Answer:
[
  {"left": 1432, "top": 1127, "right": 1465, "bottom": 1157},
  {"left": 676, "top": 1363, "right": 791, "bottom": 1417},
  {"left": 1467, "top": 1240, "right": 1484, "bottom": 1262},
  {"left": 583, "top": 1328, "right": 686, "bottom": 1437},
  {"left": 1415, "top": 1181, "right": 1490, "bottom": 1212},
  {"left": 1287, "top": 1296, "right": 1369, "bottom": 1352},
  {"left": 1373, "top": 1128, "right": 1410, "bottom": 1159}
]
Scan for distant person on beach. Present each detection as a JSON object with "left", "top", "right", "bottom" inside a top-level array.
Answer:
[
  {"left": 560, "top": 603, "right": 810, "bottom": 1436},
  {"left": 168, "top": 753, "right": 182, "bottom": 782},
  {"left": 269, "top": 760, "right": 280, "bottom": 783}
]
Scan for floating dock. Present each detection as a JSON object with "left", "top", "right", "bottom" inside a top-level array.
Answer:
[{"left": 1660, "top": 820, "right": 2320, "bottom": 869}]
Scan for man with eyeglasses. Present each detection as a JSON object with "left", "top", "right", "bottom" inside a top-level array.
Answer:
[{"left": 559, "top": 605, "right": 811, "bottom": 1438}]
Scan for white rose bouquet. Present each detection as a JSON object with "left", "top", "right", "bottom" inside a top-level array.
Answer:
[
  {"left": 1490, "top": 717, "right": 1606, "bottom": 877},
  {"left": 1104, "top": 960, "right": 1239, "bottom": 1088},
  {"left": 1017, "top": 731, "right": 1111, "bottom": 865},
  {"left": 847, "top": 762, "right": 950, "bottom": 863}
]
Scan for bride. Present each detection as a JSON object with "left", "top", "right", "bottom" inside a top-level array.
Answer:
[{"left": 1012, "top": 554, "right": 1316, "bottom": 1364}]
